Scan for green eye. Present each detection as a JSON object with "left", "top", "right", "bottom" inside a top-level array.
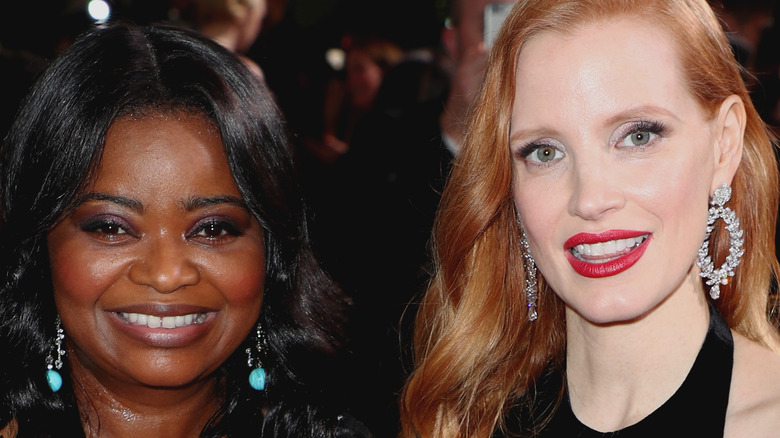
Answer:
[
  {"left": 628, "top": 131, "right": 651, "bottom": 146},
  {"left": 535, "top": 146, "right": 557, "bottom": 162}
]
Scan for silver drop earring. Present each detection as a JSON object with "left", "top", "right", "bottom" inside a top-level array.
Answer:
[
  {"left": 45, "top": 316, "right": 65, "bottom": 392},
  {"left": 697, "top": 183, "right": 744, "bottom": 299},
  {"left": 246, "top": 322, "right": 267, "bottom": 391},
  {"left": 520, "top": 228, "right": 539, "bottom": 322}
]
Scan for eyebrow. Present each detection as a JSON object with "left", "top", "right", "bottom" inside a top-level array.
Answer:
[
  {"left": 181, "top": 195, "right": 248, "bottom": 212},
  {"left": 74, "top": 193, "right": 144, "bottom": 212},
  {"left": 601, "top": 104, "right": 682, "bottom": 128},
  {"left": 73, "top": 193, "right": 248, "bottom": 213},
  {"left": 509, "top": 105, "right": 682, "bottom": 145},
  {"left": 509, "top": 127, "right": 556, "bottom": 146}
]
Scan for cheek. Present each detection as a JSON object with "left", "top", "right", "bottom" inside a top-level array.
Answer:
[
  {"left": 223, "top": 266, "right": 265, "bottom": 305},
  {"left": 637, "top": 145, "right": 714, "bottom": 220},
  {"left": 513, "top": 177, "right": 562, "bottom": 251},
  {"left": 205, "top": 247, "right": 266, "bottom": 306},
  {"left": 49, "top": 238, "right": 126, "bottom": 309}
]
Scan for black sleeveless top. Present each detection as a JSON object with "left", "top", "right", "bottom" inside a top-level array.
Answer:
[{"left": 498, "top": 306, "right": 734, "bottom": 437}]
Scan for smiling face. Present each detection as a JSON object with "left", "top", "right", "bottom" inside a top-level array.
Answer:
[
  {"left": 510, "top": 18, "right": 736, "bottom": 324},
  {"left": 47, "top": 112, "right": 265, "bottom": 388}
]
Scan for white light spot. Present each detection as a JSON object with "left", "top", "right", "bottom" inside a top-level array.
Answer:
[
  {"left": 88, "top": 0, "right": 111, "bottom": 21},
  {"left": 325, "top": 48, "right": 345, "bottom": 71}
]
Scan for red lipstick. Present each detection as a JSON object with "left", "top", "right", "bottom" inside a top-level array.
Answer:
[{"left": 564, "top": 230, "right": 651, "bottom": 278}]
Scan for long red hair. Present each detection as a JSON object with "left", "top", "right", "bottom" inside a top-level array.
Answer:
[{"left": 400, "top": 0, "right": 780, "bottom": 436}]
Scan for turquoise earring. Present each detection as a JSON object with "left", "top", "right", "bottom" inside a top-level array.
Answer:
[
  {"left": 246, "top": 323, "right": 266, "bottom": 391},
  {"left": 45, "top": 317, "right": 65, "bottom": 392}
]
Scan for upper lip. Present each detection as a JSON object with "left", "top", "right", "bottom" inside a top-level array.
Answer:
[
  {"left": 564, "top": 230, "right": 649, "bottom": 250},
  {"left": 104, "top": 303, "right": 217, "bottom": 316}
]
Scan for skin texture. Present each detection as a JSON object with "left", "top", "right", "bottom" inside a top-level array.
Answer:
[
  {"left": 510, "top": 18, "right": 732, "bottom": 325},
  {"left": 510, "top": 18, "right": 748, "bottom": 431},
  {"left": 46, "top": 112, "right": 265, "bottom": 437}
]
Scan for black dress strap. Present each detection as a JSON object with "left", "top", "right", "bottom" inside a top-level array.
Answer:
[{"left": 499, "top": 305, "right": 733, "bottom": 437}]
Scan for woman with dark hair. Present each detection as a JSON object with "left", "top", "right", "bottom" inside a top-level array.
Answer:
[
  {"left": 401, "top": 0, "right": 780, "bottom": 436},
  {"left": 0, "top": 23, "right": 370, "bottom": 437}
]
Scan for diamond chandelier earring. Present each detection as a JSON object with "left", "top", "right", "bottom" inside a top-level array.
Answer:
[
  {"left": 45, "top": 316, "right": 66, "bottom": 392},
  {"left": 246, "top": 322, "right": 267, "bottom": 391},
  {"left": 697, "top": 183, "right": 744, "bottom": 300},
  {"left": 520, "top": 227, "right": 539, "bottom": 322}
]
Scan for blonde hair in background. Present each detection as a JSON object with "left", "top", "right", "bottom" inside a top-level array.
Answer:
[{"left": 400, "top": 0, "right": 780, "bottom": 437}]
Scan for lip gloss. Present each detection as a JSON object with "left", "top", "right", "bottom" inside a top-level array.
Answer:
[{"left": 564, "top": 230, "right": 651, "bottom": 278}]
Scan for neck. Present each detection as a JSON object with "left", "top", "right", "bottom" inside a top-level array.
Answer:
[
  {"left": 564, "top": 269, "right": 710, "bottom": 432},
  {"left": 69, "top": 355, "right": 221, "bottom": 438}
]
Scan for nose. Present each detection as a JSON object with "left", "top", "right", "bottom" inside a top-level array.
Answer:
[
  {"left": 128, "top": 234, "right": 199, "bottom": 293},
  {"left": 567, "top": 155, "right": 626, "bottom": 221}
]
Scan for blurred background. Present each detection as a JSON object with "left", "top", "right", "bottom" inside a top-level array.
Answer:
[{"left": 0, "top": 0, "right": 446, "bottom": 142}]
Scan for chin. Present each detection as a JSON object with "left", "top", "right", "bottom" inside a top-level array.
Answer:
[
  {"left": 129, "top": 370, "right": 209, "bottom": 388},
  {"left": 566, "top": 296, "right": 660, "bottom": 327}
]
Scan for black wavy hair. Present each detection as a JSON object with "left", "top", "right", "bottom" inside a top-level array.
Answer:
[{"left": 0, "top": 22, "right": 357, "bottom": 437}]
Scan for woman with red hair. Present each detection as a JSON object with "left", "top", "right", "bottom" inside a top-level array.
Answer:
[{"left": 402, "top": 0, "right": 780, "bottom": 436}]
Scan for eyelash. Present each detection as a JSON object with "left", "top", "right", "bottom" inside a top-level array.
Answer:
[
  {"left": 516, "top": 119, "right": 667, "bottom": 166},
  {"left": 79, "top": 217, "right": 135, "bottom": 240},
  {"left": 188, "top": 219, "right": 243, "bottom": 243},
  {"left": 517, "top": 141, "right": 564, "bottom": 167},
  {"left": 80, "top": 217, "right": 243, "bottom": 245},
  {"left": 616, "top": 120, "right": 667, "bottom": 150}
]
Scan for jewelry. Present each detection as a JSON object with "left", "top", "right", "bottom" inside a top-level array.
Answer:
[
  {"left": 246, "top": 322, "right": 267, "bottom": 391},
  {"left": 697, "top": 184, "right": 744, "bottom": 299},
  {"left": 45, "top": 317, "right": 65, "bottom": 392},
  {"left": 520, "top": 228, "right": 539, "bottom": 321}
]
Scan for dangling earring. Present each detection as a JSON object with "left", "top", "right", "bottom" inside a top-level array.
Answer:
[
  {"left": 246, "top": 322, "right": 267, "bottom": 391},
  {"left": 697, "top": 183, "right": 744, "bottom": 300},
  {"left": 45, "top": 316, "right": 65, "bottom": 392},
  {"left": 520, "top": 228, "right": 539, "bottom": 322}
]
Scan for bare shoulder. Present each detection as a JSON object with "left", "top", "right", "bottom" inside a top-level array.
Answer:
[{"left": 725, "top": 331, "right": 780, "bottom": 437}]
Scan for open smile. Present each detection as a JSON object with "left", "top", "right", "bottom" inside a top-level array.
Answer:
[
  {"left": 106, "top": 304, "right": 218, "bottom": 347},
  {"left": 564, "top": 230, "right": 651, "bottom": 278},
  {"left": 117, "top": 312, "right": 208, "bottom": 329}
]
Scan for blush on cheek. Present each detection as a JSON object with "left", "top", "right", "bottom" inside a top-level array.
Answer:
[
  {"left": 50, "top": 249, "right": 127, "bottom": 302},
  {"left": 225, "top": 271, "right": 265, "bottom": 304}
]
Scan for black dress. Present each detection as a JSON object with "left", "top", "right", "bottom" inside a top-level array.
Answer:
[{"left": 498, "top": 306, "right": 733, "bottom": 437}]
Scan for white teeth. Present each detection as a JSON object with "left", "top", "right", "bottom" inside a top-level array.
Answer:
[
  {"left": 574, "top": 235, "right": 647, "bottom": 258},
  {"left": 119, "top": 312, "right": 207, "bottom": 329}
]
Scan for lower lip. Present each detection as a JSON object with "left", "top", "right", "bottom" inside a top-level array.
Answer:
[
  {"left": 108, "top": 312, "right": 214, "bottom": 348},
  {"left": 564, "top": 237, "right": 650, "bottom": 278}
]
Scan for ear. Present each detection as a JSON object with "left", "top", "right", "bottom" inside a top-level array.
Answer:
[{"left": 710, "top": 95, "right": 746, "bottom": 194}]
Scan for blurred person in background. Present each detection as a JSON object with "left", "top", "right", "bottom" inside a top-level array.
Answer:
[
  {"left": 298, "top": 0, "right": 518, "bottom": 436},
  {"left": 307, "top": 35, "right": 403, "bottom": 164},
  {"left": 175, "top": 0, "right": 268, "bottom": 80}
]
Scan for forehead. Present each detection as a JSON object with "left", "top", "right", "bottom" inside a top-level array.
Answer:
[
  {"left": 94, "top": 112, "right": 236, "bottom": 193},
  {"left": 512, "top": 18, "right": 698, "bottom": 128}
]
